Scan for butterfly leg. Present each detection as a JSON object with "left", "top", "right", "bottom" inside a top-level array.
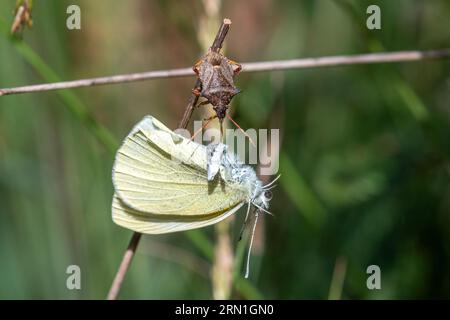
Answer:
[
  {"left": 238, "top": 203, "right": 252, "bottom": 241},
  {"left": 245, "top": 210, "right": 260, "bottom": 279}
]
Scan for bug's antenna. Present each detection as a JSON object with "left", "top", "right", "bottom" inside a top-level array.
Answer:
[
  {"left": 226, "top": 113, "right": 256, "bottom": 147},
  {"left": 245, "top": 210, "right": 260, "bottom": 279},
  {"left": 238, "top": 202, "right": 252, "bottom": 242}
]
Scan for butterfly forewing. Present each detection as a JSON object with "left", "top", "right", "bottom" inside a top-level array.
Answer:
[{"left": 112, "top": 116, "right": 248, "bottom": 217}]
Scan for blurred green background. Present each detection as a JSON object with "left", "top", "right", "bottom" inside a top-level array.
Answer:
[{"left": 0, "top": 0, "right": 449, "bottom": 299}]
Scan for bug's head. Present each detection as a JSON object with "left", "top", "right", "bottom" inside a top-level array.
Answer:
[{"left": 214, "top": 104, "right": 228, "bottom": 121}]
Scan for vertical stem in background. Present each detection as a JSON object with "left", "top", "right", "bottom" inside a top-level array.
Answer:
[
  {"left": 212, "top": 222, "right": 234, "bottom": 299},
  {"left": 197, "top": 0, "right": 234, "bottom": 300},
  {"left": 106, "top": 18, "right": 232, "bottom": 300},
  {"left": 328, "top": 256, "right": 347, "bottom": 300}
]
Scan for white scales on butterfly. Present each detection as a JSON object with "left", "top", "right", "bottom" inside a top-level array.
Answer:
[{"left": 112, "top": 115, "right": 278, "bottom": 277}]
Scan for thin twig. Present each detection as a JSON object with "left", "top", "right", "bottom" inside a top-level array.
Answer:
[
  {"left": 0, "top": 67, "right": 193, "bottom": 96},
  {"left": 242, "top": 49, "right": 450, "bottom": 72},
  {"left": 211, "top": 18, "right": 231, "bottom": 52},
  {"left": 106, "top": 18, "right": 232, "bottom": 300},
  {"left": 178, "top": 79, "right": 201, "bottom": 129},
  {"left": 178, "top": 18, "right": 231, "bottom": 129},
  {"left": 1, "top": 49, "right": 449, "bottom": 97},
  {"left": 106, "top": 232, "right": 141, "bottom": 300},
  {"left": 328, "top": 256, "right": 348, "bottom": 300}
]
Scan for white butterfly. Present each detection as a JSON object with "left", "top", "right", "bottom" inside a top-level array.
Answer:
[{"left": 112, "top": 115, "right": 278, "bottom": 277}]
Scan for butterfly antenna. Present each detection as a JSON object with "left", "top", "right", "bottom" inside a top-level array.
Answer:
[
  {"left": 252, "top": 203, "right": 274, "bottom": 216},
  {"left": 191, "top": 116, "right": 215, "bottom": 141},
  {"left": 263, "top": 174, "right": 282, "bottom": 189},
  {"left": 245, "top": 210, "right": 260, "bottom": 279},
  {"left": 226, "top": 113, "right": 256, "bottom": 148},
  {"left": 263, "top": 184, "right": 278, "bottom": 191},
  {"left": 238, "top": 202, "right": 252, "bottom": 242}
]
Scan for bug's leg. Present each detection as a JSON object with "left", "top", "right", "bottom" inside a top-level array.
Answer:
[
  {"left": 192, "top": 59, "right": 203, "bottom": 75},
  {"left": 191, "top": 114, "right": 217, "bottom": 141},
  {"left": 228, "top": 59, "right": 242, "bottom": 75},
  {"left": 192, "top": 87, "right": 202, "bottom": 97},
  {"left": 195, "top": 100, "right": 209, "bottom": 108},
  {"left": 203, "top": 114, "right": 217, "bottom": 122}
]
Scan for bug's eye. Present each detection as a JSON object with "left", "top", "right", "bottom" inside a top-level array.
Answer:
[{"left": 264, "top": 190, "right": 273, "bottom": 201}]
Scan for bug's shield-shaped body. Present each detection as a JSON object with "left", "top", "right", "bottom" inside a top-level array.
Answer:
[
  {"left": 112, "top": 116, "right": 250, "bottom": 234},
  {"left": 195, "top": 51, "right": 241, "bottom": 120}
]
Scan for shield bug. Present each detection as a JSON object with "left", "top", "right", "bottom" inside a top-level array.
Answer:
[{"left": 192, "top": 49, "right": 242, "bottom": 136}]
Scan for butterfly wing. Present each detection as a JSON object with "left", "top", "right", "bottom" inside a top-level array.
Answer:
[
  {"left": 112, "top": 116, "right": 247, "bottom": 220},
  {"left": 112, "top": 194, "right": 245, "bottom": 234}
]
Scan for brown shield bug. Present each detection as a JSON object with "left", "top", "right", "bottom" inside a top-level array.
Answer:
[{"left": 192, "top": 49, "right": 242, "bottom": 135}]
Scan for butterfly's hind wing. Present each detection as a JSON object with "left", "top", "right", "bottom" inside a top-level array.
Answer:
[
  {"left": 112, "top": 194, "right": 245, "bottom": 234},
  {"left": 112, "top": 116, "right": 247, "bottom": 226}
]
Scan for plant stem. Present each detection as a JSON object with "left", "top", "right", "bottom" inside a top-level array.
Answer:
[
  {"left": 106, "top": 232, "right": 142, "bottom": 300},
  {"left": 2, "top": 49, "right": 449, "bottom": 97}
]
